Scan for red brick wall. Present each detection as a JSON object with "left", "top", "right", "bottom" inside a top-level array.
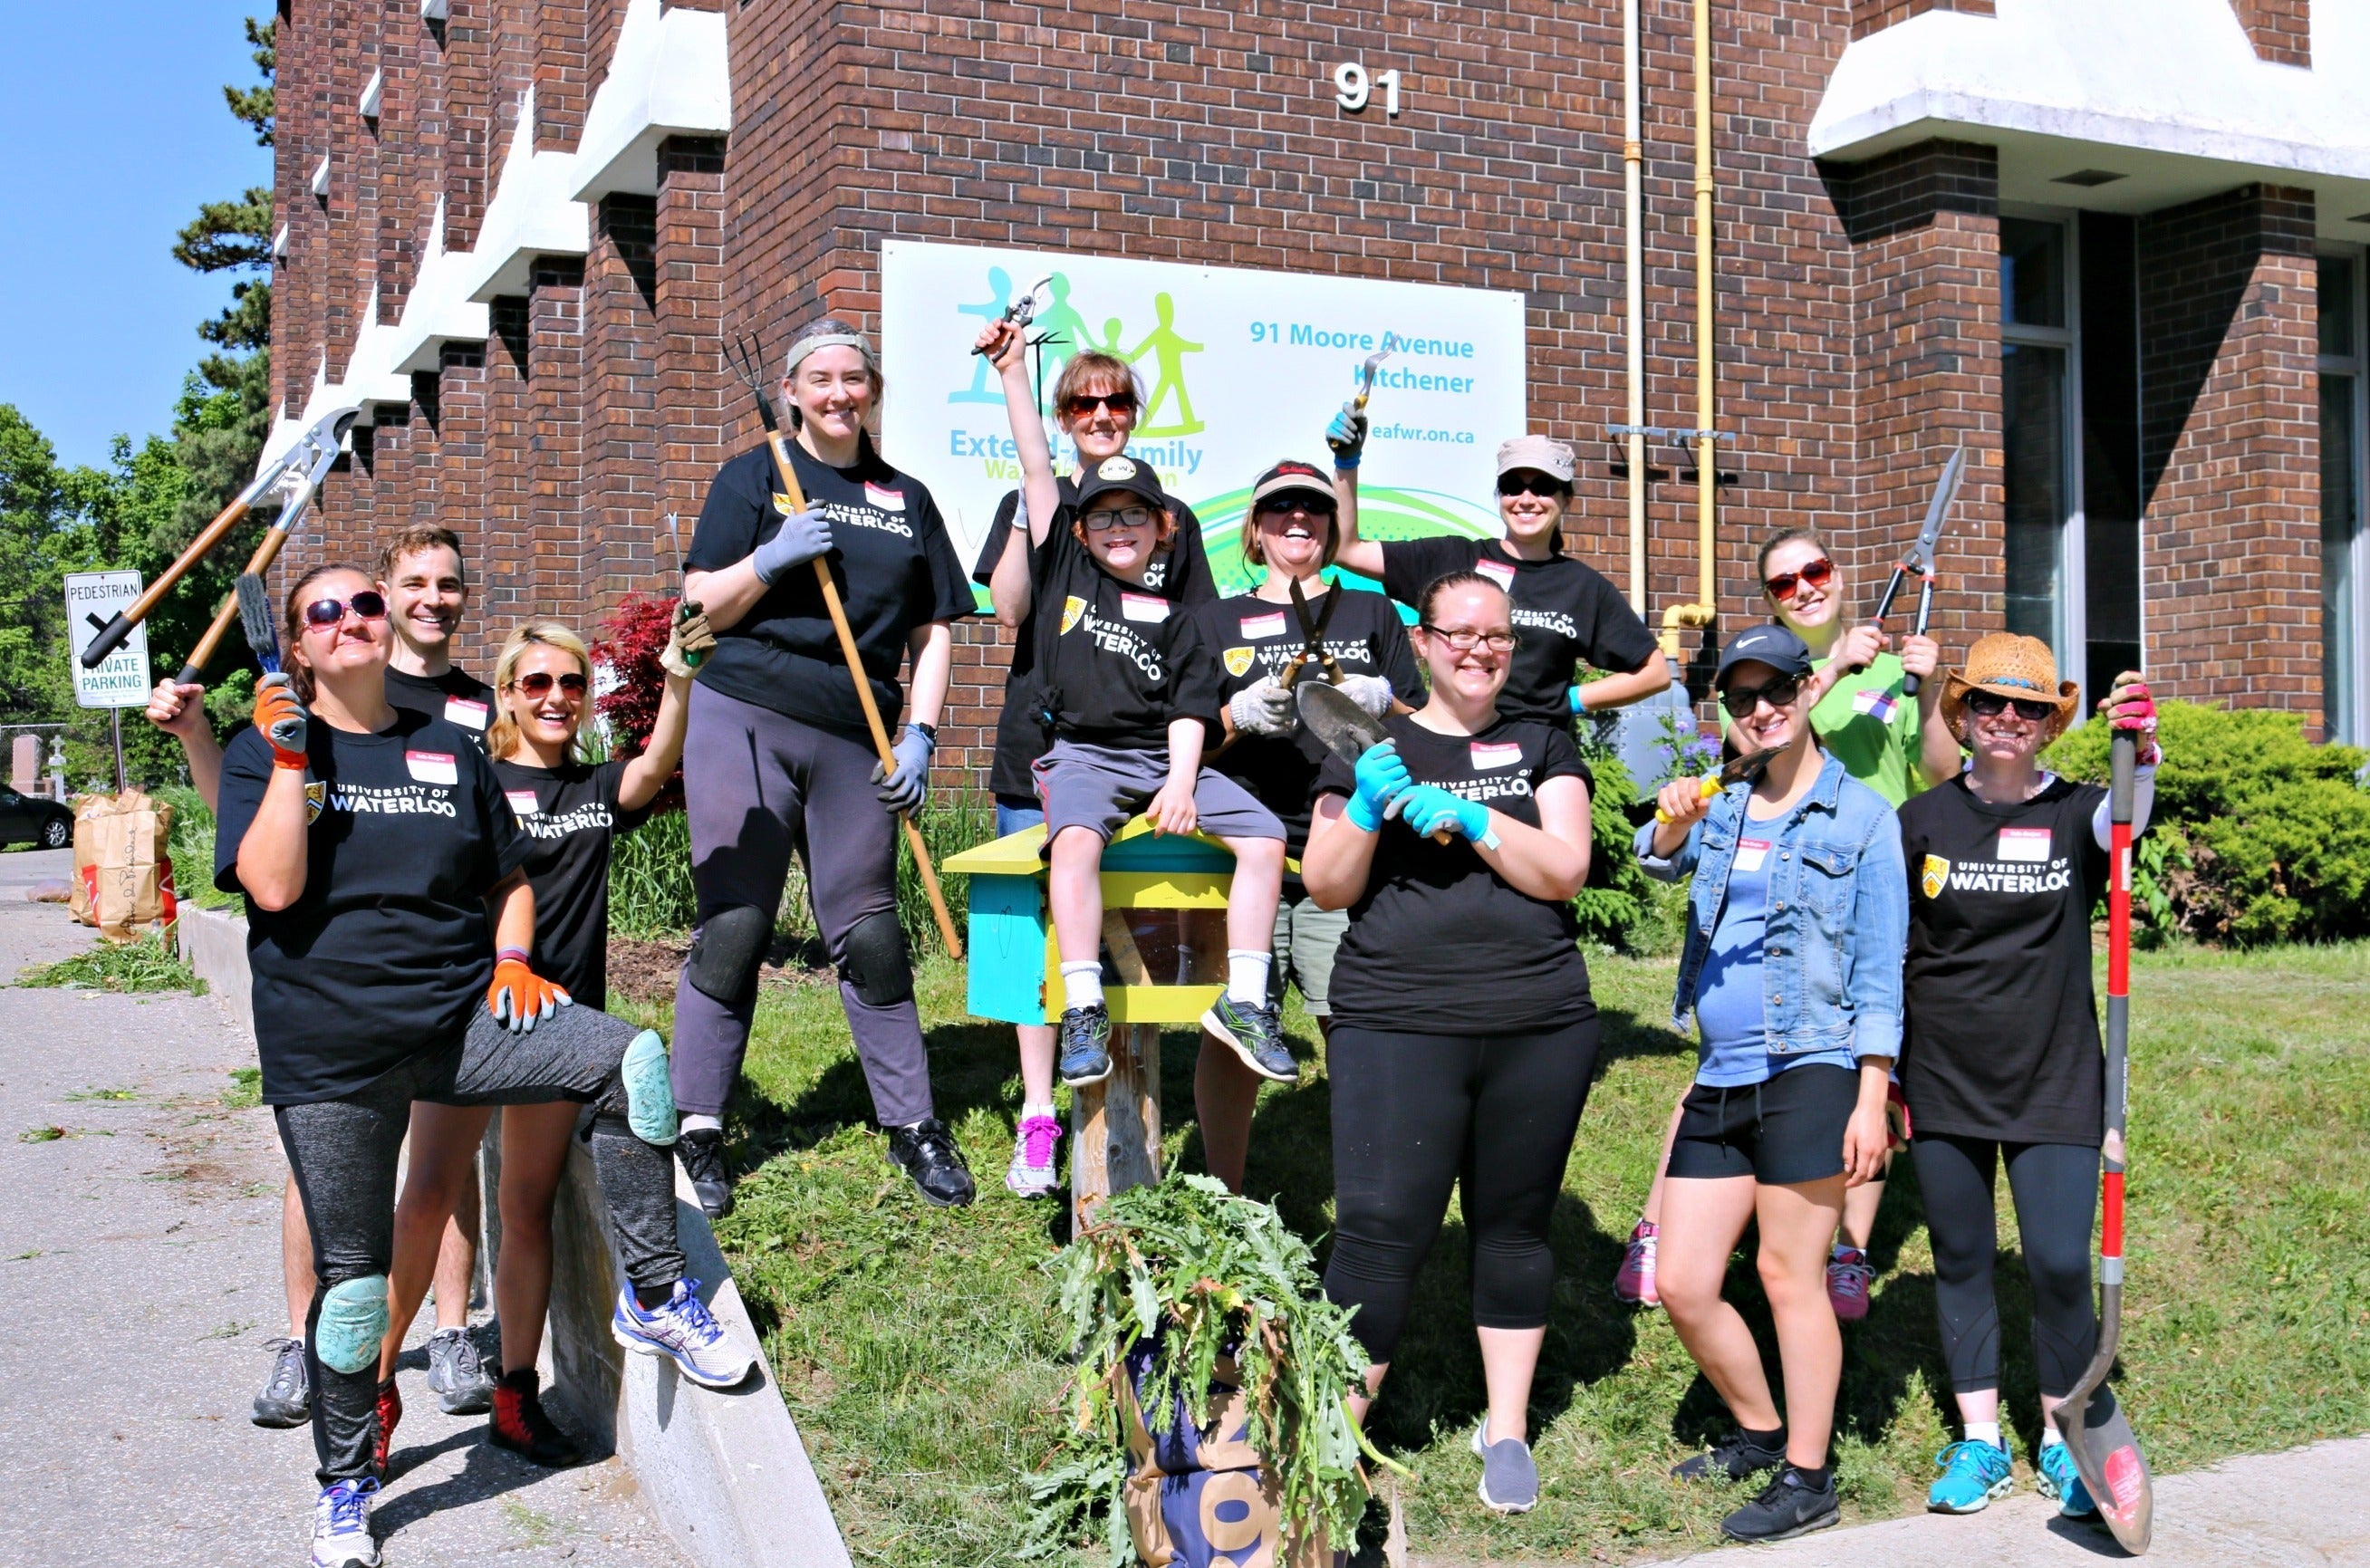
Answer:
[
  {"left": 2139, "top": 184, "right": 2320, "bottom": 721},
  {"left": 2231, "top": 0, "right": 2311, "bottom": 68}
]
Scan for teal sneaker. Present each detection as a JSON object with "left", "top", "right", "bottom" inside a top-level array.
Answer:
[
  {"left": 1926, "top": 1438, "right": 2013, "bottom": 1514},
  {"left": 2037, "top": 1441, "right": 2098, "bottom": 1518}
]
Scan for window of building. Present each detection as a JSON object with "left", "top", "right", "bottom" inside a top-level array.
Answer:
[
  {"left": 2000, "top": 216, "right": 2077, "bottom": 670},
  {"left": 2321, "top": 250, "right": 2365, "bottom": 742}
]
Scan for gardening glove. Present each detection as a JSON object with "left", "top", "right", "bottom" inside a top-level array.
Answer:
[
  {"left": 1399, "top": 784, "right": 1497, "bottom": 848},
  {"left": 661, "top": 601, "right": 716, "bottom": 677},
  {"left": 1325, "top": 400, "right": 1370, "bottom": 468},
  {"left": 2099, "top": 670, "right": 2160, "bottom": 765},
  {"left": 1344, "top": 739, "right": 1411, "bottom": 832},
  {"left": 872, "top": 723, "right": 934, "bottom": 814},
  {"left": 487, "top": 949, "right": 571, "bottom": 1033},
  {"left": 1228, "top": 677, "right": 1296, "bottom": 737},
  {"left": 1336, "top": 673, "right": 1395, "bottom": 718},
  {"left": 751, "top": 506, "right": 833, "bottom": 585},
  {"left": 253, "top": 673, "right": 310, "bottom": 770}
]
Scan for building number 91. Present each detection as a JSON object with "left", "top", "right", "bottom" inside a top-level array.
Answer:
[{"left": 1333, "top": 62, "right": 1402, "bottom": 117}]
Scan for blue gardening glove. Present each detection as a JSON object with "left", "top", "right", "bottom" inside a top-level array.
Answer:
[
  {"left": 1345, "top": 739, "right": 1411, "bottom": 832},
  {"left": 1400, "top": 784, "right": 1497, "bottom": 847},
  {"left": 751, "top": 505, "right": 833, "bottom": 585},
  {"left": 1325, "top": 401, "right": 1370, "bottom": 468},
  {"left": 872, "top": 723, "right": 933, "bottom": 813}
]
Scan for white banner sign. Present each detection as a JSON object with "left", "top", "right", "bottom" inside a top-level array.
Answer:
[
  {"left": 64, "top": 571, "right": 152, "bottom": 710},
  {"left": 880, "top": 240, "right": 1526, "bottom": 599}
]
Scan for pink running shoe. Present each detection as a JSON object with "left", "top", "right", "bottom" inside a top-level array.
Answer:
[
  {"left": 1827, "top": 1245, "right": 1873, "bottom": 1321},
  {"left": 1614, "top": 1219, "right": 1659, "bottom": 1305},
  {"left": 1005, "top": 1114, "right": 1063, "bottom": 1198}
]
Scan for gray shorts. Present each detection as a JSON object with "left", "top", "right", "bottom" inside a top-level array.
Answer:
[
  {"left": 1272, "top": 889, "right": 1349, "bottom": 1015},
  {"left": 1033, "top": 739, "right": 1286, "bottom": 845}
]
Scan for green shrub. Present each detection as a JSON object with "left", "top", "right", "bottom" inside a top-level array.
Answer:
[
  {"left": 2046, "top": 703, "right": 2370, "bottom": 945},
  {"left": 608, "top": 808, "right": 700, "bottom": 937}
]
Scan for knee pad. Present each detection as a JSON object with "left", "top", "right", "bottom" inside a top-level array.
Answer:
[
  {"left": 840, "top": 908, "right": 913, "bottom": 1007},
  {"left": 621, "top": 1028, "right": 679, "bottom": 1147},
  {"left": 685, "top": 904, "right": 773, "bottom": 1005},
  {"left": 315, "top": 1275, "right": 390, "bottom": 1374}
]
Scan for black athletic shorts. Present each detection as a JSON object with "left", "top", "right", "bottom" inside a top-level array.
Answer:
[{"left": 1668, "top": 1063, "right": 1858, "bottom": 1186}]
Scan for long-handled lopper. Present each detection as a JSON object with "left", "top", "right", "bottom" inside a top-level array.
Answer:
[
  {"left": 727, "top": 335, "right": 962, "bottom": 958},
  {"left": 173, "top": 412, "right": 352, "bottom": 684},
  {"left": 1850, "top": 446, "right": 1966, "bottom": 696},
  {"left": 2059, "top": 724, "right": 2154, "bottom": 1553}
]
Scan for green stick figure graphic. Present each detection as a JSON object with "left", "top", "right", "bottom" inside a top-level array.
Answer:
[
  {"left": 1128, "top": 293, "right": 1204, "bottom": 436},
  {"left": 949, "top": 266, "right": 1014, "bottom": 405}
]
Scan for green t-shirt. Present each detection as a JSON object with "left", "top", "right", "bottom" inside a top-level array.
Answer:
[{"left": 1809, "top": 649, "right": 1926, "bottom": 807}]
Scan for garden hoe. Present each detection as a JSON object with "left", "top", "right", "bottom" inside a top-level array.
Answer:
[{"left": 2059, "top": 725, "right": 2154, "bottom": 1554}]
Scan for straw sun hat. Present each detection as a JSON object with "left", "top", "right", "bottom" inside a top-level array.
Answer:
[{"left": 1940, "top": 632, "right": 2081, "bottom": 744}]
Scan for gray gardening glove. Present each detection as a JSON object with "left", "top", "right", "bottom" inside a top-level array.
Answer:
[
  {"left": 752, "top": 506, "right": 833, "bottom": 585},
  {"left": 1336, "top": 673, "right": 1395, "bottom": 717},
  {"left": 872, "top": 723, "right": 933, "bottom": 813},
  {"left": 1228, "top": 677, "right": 1295, "bottom": 736}
]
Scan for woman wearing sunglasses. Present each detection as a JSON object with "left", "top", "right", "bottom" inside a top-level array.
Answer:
[
  {"left": 1329, "top": 430, "right": 1669, "bottom": 726},
  {"left": 217, "top": 566, "right": 747, "bottom": 1568},
  {"left": 1634, "top": 623, "right": 1903, "bottom": 1544},
  {"left": 1895, "top": 636, "right": 2158, "bottom": 1521},
  {"left": 971, "top": 343, "right": 1216, "bottom": 1199},
  {"left": 1303, "top": 570, "right": 1600, "bottom": 1517}
]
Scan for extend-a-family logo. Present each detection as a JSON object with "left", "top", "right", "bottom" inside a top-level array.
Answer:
[{"left": 947, "top": 267, "right": 1206, "bottom": 438}]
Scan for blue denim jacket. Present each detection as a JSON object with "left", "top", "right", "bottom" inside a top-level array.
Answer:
[{"left": 1633, "top": 751, "right": 1906, "bottom": 1062}]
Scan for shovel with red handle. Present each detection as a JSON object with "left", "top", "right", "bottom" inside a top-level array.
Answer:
[{"left": 2059, "top": 725, "right": 2154, "bottom": 1554}]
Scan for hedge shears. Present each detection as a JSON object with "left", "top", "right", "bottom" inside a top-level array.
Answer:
[
  {"left": 1858, "top": 445, "right": 1966, "bottom": 697},
  {"left": 1279, "top": 576, "right": 1343, "bottom": 689}
]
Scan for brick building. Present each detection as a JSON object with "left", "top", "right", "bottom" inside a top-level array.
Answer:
[{"left": 265, "top": 0, "right": 2370, "bottom": 773}]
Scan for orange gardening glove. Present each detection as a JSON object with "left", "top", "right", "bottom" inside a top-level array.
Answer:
[
  {"left": 487, "top": 948, "right": 572, "bottom": 1033},
  {"left": 254, "top": 673, "right": 310, "bottom": 770}
]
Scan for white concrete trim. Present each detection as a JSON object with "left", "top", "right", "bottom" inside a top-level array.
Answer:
[
  {"left": 386, "top": 195, "right": 493, "bottom": 374},
  {"left": 420, "top": 0, "right": 448, "bottom": 19},
  {"left": 571, "top": 0, "right": 732, "bottom": 204},
  {"left": 458, "top": 86, "right": 592, "bottom": 303},
  {"left": 360, "top": 68, "right": 383, "bottom": 121},
  {"left": 309, "top": 154, "right": 330, "bottom": 197}
]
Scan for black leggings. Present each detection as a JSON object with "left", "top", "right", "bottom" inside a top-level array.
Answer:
[
  {"left": 1323, "top": 1017, "right": 1599, "bottom": 1365},
  {"left": 1911, "top": 1133, "right": 2098, "bottom": 1398}
]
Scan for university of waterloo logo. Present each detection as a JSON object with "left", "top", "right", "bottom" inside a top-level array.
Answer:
[
  {"left": 1922, "top": 854, "right": 1950, "bottom": 899},
  {"left": 1222, "top": 647, "right": 1255, "bottom": 677},
  {"left": 1060, "top": 595, "right": 1086, "bottom": 634}
]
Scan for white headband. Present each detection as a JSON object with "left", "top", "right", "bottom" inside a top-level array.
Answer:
[{"left": 782, "top": 331, "right": 879, "bottom": 379}]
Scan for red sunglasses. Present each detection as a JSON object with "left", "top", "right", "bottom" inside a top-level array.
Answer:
[{"left": 1763, "top": 557, "right": 1835, "bottom": 601}]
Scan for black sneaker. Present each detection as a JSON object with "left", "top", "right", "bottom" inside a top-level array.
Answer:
[
  {"left": 1721, "top": 1465, "right": 1840, "bottom": 1543},
  {"left": 1672, "top": 1427, "right": 1789, "bottom": 1483},
  {"left": 1200, "top": 996, "right": 1296, "bottom": 1082},
  {"left": 487, "top": 1369, "right": 588, "bottom": 1468},
  {"left": 253, "top": 1334, "right": 311, "bottom": 1427},
  {"left": 887, "top": 1118, "right": 978, "bottom": 1207},
  {"left": 678, "top": 1127, "right": 735, "bottom": 1220},
  {"left": 1058, "top": 1004, "right": 1113, "bottom": 1086}
]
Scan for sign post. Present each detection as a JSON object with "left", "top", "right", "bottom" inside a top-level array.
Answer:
[{"left": 65, "top": 571, "right": 153, "bottom": 794}]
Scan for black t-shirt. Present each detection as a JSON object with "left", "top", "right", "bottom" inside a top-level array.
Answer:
[
  {"left": 1192, "top": 585, "right": 1423, "bottom": 855},
  {"left": 384, "top": 665, "right": 495, "bottom": 752},
  {"left": 1897, "top": 775, "right": 2111, "bottom": 1146},
  {"left": 1026, "top": 514, "right": 1224, "bottom": 751},
  {"left": 1315, "top": 714, "right": 1595, "bottom": 1034},
  {"left": 1377, "top": 537, "right": 1659, "bottom": 726},
  {"left": 973, "top": 480, "right": 1215, "bottom": 800},
  {"left": 493, "top": 756, "right": 650, "bottom": 1011},
  {"left": 214, "top": 710, "right": 528, "bottom": 1105},
  {"left": 688, "top": 442, "right": 975, "bottom": 737}
]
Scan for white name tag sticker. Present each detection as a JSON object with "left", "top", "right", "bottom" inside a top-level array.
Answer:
[
  {"left": 1475, "top": 559, "right": 1517, "bottom": 590},
  {"left": 1470, "top": 741, "right": 1522, "bottom": 770},
  {"left": 506, "top": 790, "right": 540, "bottom": 818},
  {"left": 1239, "top": 611, "right": 1287, "bottom": 640},
  {"left": 444, "top": 697, "right": 489, "bottom": 730},
  {"left": 863, "top": 481, "right": 906, "bottom": 513},
  {"left": 1735, "top": 837, "right": 1772, "bottom": 873},
  {"left": 1120, "top": 592, "right": 1170, "bottom": 624},
  {"left": 1999, "top": 827, "right": 2053, "bottom": 862},
  {"left": 407, "top": 750, "right": 458, "bottom": 786}
]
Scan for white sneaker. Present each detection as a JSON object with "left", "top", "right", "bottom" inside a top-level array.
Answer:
[
  {"left": 310, "top": 1478, "right": 381, "bottom": 1568},
  {"left": 1004, "top": 1113, "right": 1063, "bottom": 1198},
  {"left": 612, "top": 1279, "right": 756, "bottom": 1390}
]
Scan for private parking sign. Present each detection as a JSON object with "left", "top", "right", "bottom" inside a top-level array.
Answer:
[{"left": 65, "top": 572, "right": 152, "bottom": 709}]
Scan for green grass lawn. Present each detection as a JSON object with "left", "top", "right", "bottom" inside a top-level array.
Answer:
[{"left": 619, "top": 942, "right": 2370, "bottom": 1564}]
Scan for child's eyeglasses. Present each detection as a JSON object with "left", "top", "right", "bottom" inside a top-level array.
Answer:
[{"left": 1081, "top": 505, "right": 1158, "bottom": 532}]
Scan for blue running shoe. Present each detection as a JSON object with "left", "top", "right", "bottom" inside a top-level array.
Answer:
[
  {"left": 1059, "top": 1004, "right": 1113, "bottom": 1086},
  {"left": 2037, "top": 1441, "right": 2098, "bottom": 1518},
  {"left": 1926, "top": 1438, "right": 2014, "bottom": 1514},
  {"left": 612, "top": 1279, "right": 756, "bottom": 1390},
  {"left": 1200, "top": 996, "right": 1296, "bottom": 1082},
  {"left": 310, "top": 1477, "right": 381, "bottom": 1568}
]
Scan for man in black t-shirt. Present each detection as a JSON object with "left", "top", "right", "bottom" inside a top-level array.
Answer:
[{"left": 377, "top": 525, "right": 496, "bottom": 750}]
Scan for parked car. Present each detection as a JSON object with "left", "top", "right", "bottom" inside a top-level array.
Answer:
[{"left": 0, "top": 786, "right": 72, "bottom": 850}]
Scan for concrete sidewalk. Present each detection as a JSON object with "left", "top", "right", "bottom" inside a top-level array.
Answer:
[{"left": 0, "top": 852, "right": 687, "bottom": 1568}]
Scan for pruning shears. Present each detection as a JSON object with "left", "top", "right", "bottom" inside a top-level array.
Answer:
[
  {"left": 1279, "top": 576, "right": 1343, "bottom": 689},
  {"left": 969, "top": 274, "right": 1057, "bottom": 355},
  {"left": 1859, "top": 446, "right": 1966, "bottom": 697}
]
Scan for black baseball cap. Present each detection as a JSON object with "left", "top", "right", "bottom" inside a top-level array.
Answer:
[
  {"left": 1714, "top": 623, "right": 1814, "bottom": 688},
  {"left": 1072, "top": 454, "right": 1168, "bottom": 512}
]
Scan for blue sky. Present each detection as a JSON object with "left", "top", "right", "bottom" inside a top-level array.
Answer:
[{"left": 0, "top": 5, "right": 273, "bottom": 470}]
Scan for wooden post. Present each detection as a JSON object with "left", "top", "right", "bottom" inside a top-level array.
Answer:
[{"left": 1071, "top": 909, "right": 1164, "bottom": 1232}]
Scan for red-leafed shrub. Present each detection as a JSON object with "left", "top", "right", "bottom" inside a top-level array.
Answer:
[{"left": 593, "top": 593, "right": 684, "bottom": 813}]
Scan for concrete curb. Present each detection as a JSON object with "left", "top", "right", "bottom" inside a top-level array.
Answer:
[{"left": 175, "top": 903, "right": 851, "bottom": 1568}]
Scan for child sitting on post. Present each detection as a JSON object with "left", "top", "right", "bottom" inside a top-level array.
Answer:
[{"left": 978, "top": 320, "right": 1292, "bottom": 1088}]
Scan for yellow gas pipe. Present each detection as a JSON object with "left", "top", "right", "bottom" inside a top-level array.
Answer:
[{"left": 1658, "top": 0, "right": 1720, "bottom": 659}]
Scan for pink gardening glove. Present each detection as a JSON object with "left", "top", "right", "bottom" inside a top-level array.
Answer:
[{"left": 2099, "top": 670, "right": 2160, "bottom": 765}]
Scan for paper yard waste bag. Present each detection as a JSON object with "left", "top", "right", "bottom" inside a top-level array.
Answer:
[{"left": 71, "top": 791, "right": 178, "bottom": 938}]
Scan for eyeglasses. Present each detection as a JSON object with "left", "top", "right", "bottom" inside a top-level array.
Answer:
[
  {"left": 1963, "top": 689, "right": 2057, "bottom": 723},
  {"left": 1496, "top": 473, "right": 1570, "bottom": 499},
  {"left": 1081, "top": 504, "right": 1158, "bottom": 532},
  {"left": 301, "top": 591, "right": 388, "bottom": 629},
  {"left": 1720, "top": 674, "right": 1804, "bottom": 718},
  {"left": 1420, "top": 624, "right": 1518, "bottom": 653},
  {"left": 1063, "top": 392, "right": 1138, "bottom": 418},
  {"left": 1763, "top": 557, "right": 1835, "bottom": 601},
  {"left": 509, "top": 671, "right": 589, "bottom": 702}
]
